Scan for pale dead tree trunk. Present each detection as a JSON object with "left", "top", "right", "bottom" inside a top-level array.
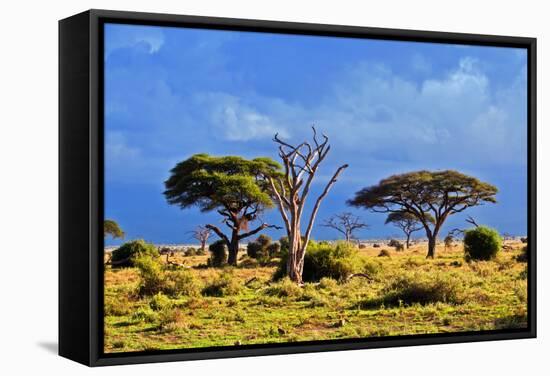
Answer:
[
  {"left": 189, "top": 225, "right": 212, "bottom": 254},
  {"left": 267, "top": 127, "right": 348, "bottom": 284}
]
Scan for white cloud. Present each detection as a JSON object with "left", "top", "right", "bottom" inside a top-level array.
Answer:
[
  {"left": 197, "top": 93, "right": 290, "bottom": 141},
  {"left": 105, "top": 24, "right": 165, "bottom": 58}
]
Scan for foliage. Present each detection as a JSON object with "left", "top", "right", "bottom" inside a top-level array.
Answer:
[
  {"left": 463, "top": 226, "right": 502, "bottom": 261},
  {"left": 349, "top": 170, "right": 498, "bottom": 257},
  {"left": 378, "top": 249, "right": 391, "bottom": 257},
  {"left": 164, "top": 154, "right": 281, "bottom": 212},
  {"left": 247, "top": 234, "right": 276, "bottom": 262},
  {"left": 516, "top": 246, "right": 528, "bottom": 262},
  {"left": 114, "top": 241, "right": 158, "bottom": 265},
  {"left": 164, "top": 154, "right": 283, "bottom": 265},
  {"left": 208, "top": 240, "right": 228, "bottom": 267},
  {"left": 111, "top": 239, "right": 159, "bottom": 267},
  {"left": 184, "top": 247, "right": 198, "bottom": 256},
  {"left": 274, "top": 241, "right": 365, "bottom": 282},
  {"left": 149, "top": 293, "right": 172, "bottom": 311},
  {"left": 267, "top": 242, "right": 281, "bottom": 257},
  {"left": 444, "top": 234, "right": 454, "bottom": 248},
  {"left": 385, "top": 211, "right": 433, "bottom": 248},
  {"left": 105, "top": 243, "right": 528, "bottom": 352},
  {"left": 164, "top": 269, "right": 202, "bottom": 297},
  {"left": 201, "top": 271, "right": 242, "bottom": 297},
  {"left": 264, "top": 277, "right": 303, "bottom": 298},
  {"left": 359, "top": 273, "right": 463, "bottom": 308},
  {"left": 104, "top": 219, "right": 124, "bottom": 239},
  {"left": 133, "top": 254, "right": 201, "bottom": 297},
  {"left": 134, "top": 255, "right": 165, "bottom": 296},
  {"left": 388, "top": 239, "right": 404, "bottom": 251}
]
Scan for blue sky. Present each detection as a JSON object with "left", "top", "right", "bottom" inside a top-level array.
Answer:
[{"left": 104, "top": 23, "right": 527, "bottom": 245}]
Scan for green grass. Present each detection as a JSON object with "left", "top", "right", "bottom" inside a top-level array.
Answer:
[{"left": 103, "top": 241, "right": 528, "bottom": 353}]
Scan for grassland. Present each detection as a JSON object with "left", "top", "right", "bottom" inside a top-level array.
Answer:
[{"left": 104, "top": 241, "right": 528, "bottom": 353}]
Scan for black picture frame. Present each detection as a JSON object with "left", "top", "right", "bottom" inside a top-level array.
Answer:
[{"left": 59, "top": 8, "right": 537, "bottom": 367}]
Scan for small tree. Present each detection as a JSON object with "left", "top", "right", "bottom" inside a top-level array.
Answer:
[
  {"left": 189, "top": 225, "right": 212, "bottom": 254},
  {"left": 321, "top": 212, "right": 369, "bottom": 243},
  {"left": 104, "top": 219, "right": 124, "bottom": 239},
  {"left": 384, "top": 211, "right": 434, "bottom": 249},
  {"left": 267, "top": 127, "right": 348, "bottom": 283},
  {"left": 349, "top": 170, "right": 498, "bottom": 258},
  {"left": 444, "top": 233, "right": 454, "bottom": 250},
  {"left": 164, "top": 154, "right": 282, "bottom": 266}
]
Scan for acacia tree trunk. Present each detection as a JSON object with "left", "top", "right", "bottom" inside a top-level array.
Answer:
[
  {"left": 405, "top": 233, "right": 411, "bottom": 249},
  {"left": 427, "top": 236, "right": 436, "bottom": 258},
  {"left": 227, "top": 231, "right": 240, "bottom": 266},
  {"left": 200, "top": 239, "right": 207, "bottom": 254}
]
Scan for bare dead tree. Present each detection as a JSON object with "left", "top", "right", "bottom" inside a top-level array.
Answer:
[
  {"left": 267, "top": 126, "right": 348, "bottom": 284},
  {"left": 188, "top": 225, "right": 212, "bottom": 254},
  {"left": 321, "top": 212, "right": 369, "bottom": 243}
]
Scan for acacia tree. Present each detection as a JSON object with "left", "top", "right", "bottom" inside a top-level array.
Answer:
[
  {"left": 267, "top": 127, "right": 348, "bottom": 283},
  {"left": 104, "top": 219, "right": 124, "bottom": 239},
  {"left": 188, "top": 225, "right": 212, "bottom": 254},
  {"left": 384, "top": 211, "right": 434, "bottom": 249},
  {"left": 164, "top": 154, "right": 282, "bottom": 266},
  {"left": 321, "top": 212, "right": 369, "bottom": 243},
  {"left": 348, "top": 170, "right": 497, "bottom": 258}
]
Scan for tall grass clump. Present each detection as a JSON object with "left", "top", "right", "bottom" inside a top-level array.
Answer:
[
  {"left": 201, "top": 271, "right": 242, "bottom": 297},
  {"left": 358, "top": 272, "right": 463, "bottom": 308},
  {"left": 463, "top": 226, "right": 501, "bottom": 261},
  {"left": 134, "top": 254, "right": 201, "bottom": 297},
  {"left": 111, "top": 239, "right": 159, "bottom": 267},
  {"left": 274, "top": 241, "right": 366, "bottom": 282},
  {"left": 264, "top": 277, "right": 303, "bottom": 298}
]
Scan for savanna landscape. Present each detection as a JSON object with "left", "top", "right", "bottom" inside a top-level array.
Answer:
[{"left": 103, "top": 24, "right": 529, "bottom": 353}]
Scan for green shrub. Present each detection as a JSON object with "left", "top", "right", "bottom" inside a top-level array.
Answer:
[
  {"left": 184, "top": 247, "right": 197, "bottom": 257},
  {"left": 516, "top": 246, "right": 528, "bottom": 262},
  {"left": 201, "top": 271, "right": 242, "bottom": 297},
  {"left": 165, "top": 269, "right": 202, "bottom": 297},
  {"left": 246, "top": 234, "right": 273, "bottom": 262},
  {"left": 318, "top": 277, "right": 338, "bottom": 290},
  {"left": 208, "top": 240, "right": 228, "bottom": 267},
  {"left": 378, "top": 249, "right": 391, "bottom": 257},
  {"left": 388, "top": 239, "right": 403, "bottom": 251},
  {"left": 132, "top": 306, "right": 158, "bottom": 323},
  {"left": 264, "top": 277, "right": 303, "bottom": 298},
  {"left": 104, "top": 295, "right": 131, "bottom": 316},
  {"left": 111, "top": 239, "right": 159, "bottom": 267},
  {"left": 157, "top": 308, "right": 182, "bottom": 332},
  {"left": 149, "top": 292, "right": 172, "bottom": 311},
  {"left": 359, "top": 273, "right": 463, "bottom": 308},
  {"left": 279, "top": 236, "right": 290, "bottom": 254},
  {"left": 274, "top": 241, "right": 366, "bottom": 282},
  {"left": 463, "top": 226, "right": 502, "bottom": 261},
  {"left": 267, "top": 242, "right": 281, "bottom": 257},
  {"left": 134, "top": 254, "right": 165, "bottom": 296},
  {"left": 238, "top": 256, "right": 259, "bottom": 269}
]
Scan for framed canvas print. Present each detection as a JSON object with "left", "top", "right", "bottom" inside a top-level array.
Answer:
[{"left": 59, "top": 9, "right": 536, "bottom": 366}]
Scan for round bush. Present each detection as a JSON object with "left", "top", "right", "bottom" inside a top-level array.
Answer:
[
  {"left": 274, "top": 241, "right": 365, "bottom": 282},
  {"left": 111, "top": 239, "right": 159, "bottom": 267},
  {"left": 208, "top": 240, "right": 228, "bottom": 267},
  {"left": 463, "top": 226, "right": 502, "bottom": 261}
]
